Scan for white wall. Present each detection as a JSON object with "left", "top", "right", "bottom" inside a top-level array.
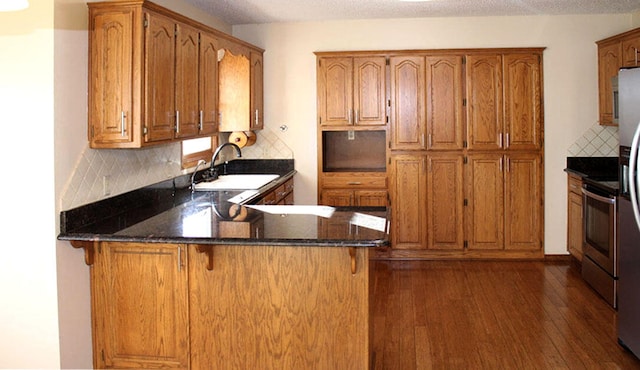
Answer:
[
  {"left": 0, "top": 1, "right": 59, "bottom": 368},
  {"left": 234, "top": 15, "right": 634, "bottom": 255}
]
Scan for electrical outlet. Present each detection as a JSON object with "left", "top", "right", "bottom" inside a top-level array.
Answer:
[
  {"left": 103, "top": 175, "right": 111, "bottom": 196},
  {"left": 348, "top": 130, "right": 355, "bottom": 140}
]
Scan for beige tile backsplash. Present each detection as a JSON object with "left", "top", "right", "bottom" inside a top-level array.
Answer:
[
  {"left": 60, "top": 129, "right": 293, "bottom": 210},
  {"left": 567, "top": 123, "right": 618, "bottom": 157}
]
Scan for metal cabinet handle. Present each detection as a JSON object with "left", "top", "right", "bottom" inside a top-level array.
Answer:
[
  {"left": 355, "top": 109, "right": 359, "bottom": 124},
  {"left": 199, "top": 110, "right": 203, "bottom": 130},
  {"left": 428, "top": 133, "right": 433, "bottom": 148},
  {"left": 347, "top": 181, "right": 362, "bottom": 185},
  {"left": 120, "top": 111, "right": 127, "bottom": 137},
  {"left": 505, "top": 133, "right": 510, "bottom": 148},
  {"left": 348, "top": 109, "right": 352, "bottom": 124},
  {"left": 176, "top": 110, "right": 180, "bottom": 133},
  {"left": 498, "top": 133, "right": 503, "bottom": 148},
  {"left": 254, "top": 109, "right": 259, "bottom": 127}
]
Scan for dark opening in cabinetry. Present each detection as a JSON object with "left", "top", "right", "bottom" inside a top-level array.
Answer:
[{"left": 322, "top": 130, "right": 386, "bottom": 172}]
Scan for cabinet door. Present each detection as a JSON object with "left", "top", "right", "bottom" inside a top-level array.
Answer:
[
  {"left": 503, "top": 53, "right": 542, "bottom": 150},
  {"left": 466, "top": 54, "right": 503, "bottom": 150},
  {"left": 425, "top": 55, "right": 464, "bottom": 150},
  {"left": 318, "top": 57, "right": 353, "bottom": 126},
  {"left": 598, "top": 41, "right": 621, "bottom": 126},
  {"left": 389, "top": 56, "right": 426, "bottom": 150},
  {"left": 89, "top": 7, "right": 135, "bottom": 146},
  {"left": 218, "top": 49, "right": 250, "bottom": 132},
  {"left": 144, "top": 11, "right": 176, "bottom": 142},
  {"left": 199, "top": 32, "right": 219, "bottom": 135},
  {"left": 92, "top": 243, "right": 189, "bottom": 369},
  {"left": 355, "top": 190, "right": 387, "bottom": 207},
  {"left": 427, "top": 153, "right": 464, "bottom": 250},
  {"left": 504, "top": 153, "right": 541, "bottom": 250},
  {"left": 568, "top": 190, "right": 584, "bottom": 261},
  {"left": 250, "top": 52, "right": 264, "bottom": 130},
  {"left": 622, "top": 34, "right": 640, "bottom": 67},
  {"left": 321, "top": 189, "right": 353, "bottom": 206},
  {"left": 466, "top": 154, "right": 504, "bottom": 250},
  {"left": 390, "top": 155, "right": 427, "bottom": 249},
  {"left": 353, "top": 56, "right": 387, "bottom": 126},
  {"left": 175, "top": 22, "right": 199, "bottom": 139}
]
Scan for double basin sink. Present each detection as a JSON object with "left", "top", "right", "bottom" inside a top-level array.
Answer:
[{"left": 193, "top": 174, "right": 280, "bottom": 191}]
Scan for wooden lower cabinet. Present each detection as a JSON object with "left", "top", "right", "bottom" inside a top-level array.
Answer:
[
  {"left": 91, "top": 242, "right": 189, "bottom": 369},
  {"left": 322, "top": 189, "right": 387, "bottom": 206},
  {"left": 319, "top": 172, "right": 387, "bottom": 207},
  {"left": 386, "top": 152, "right": 542, "bottom": 258},
  {"left": 567, "top": 174, "right": 584, "bottom": 261},
  {"left": 88, "top": 241, "right": 372, "bottom": 369},
  {"left": 389, "top": 153, "right": 464, "bottom": 251}
]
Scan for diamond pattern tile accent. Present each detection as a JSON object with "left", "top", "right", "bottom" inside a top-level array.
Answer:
[
  {"left": 60, "top": 129, "right": 293, "bottom": 210},
  {"left": 568, "top": 123, "right": 618, "bottom": 157}
]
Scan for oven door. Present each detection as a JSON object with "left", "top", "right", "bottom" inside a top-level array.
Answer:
[{"left": 582, "top": 186, "right": 617, "bottom": 276}]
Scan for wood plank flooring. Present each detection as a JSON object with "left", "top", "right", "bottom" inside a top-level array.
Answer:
[{"left": 371, "top": 259, "right": 640, "bottom": 369}]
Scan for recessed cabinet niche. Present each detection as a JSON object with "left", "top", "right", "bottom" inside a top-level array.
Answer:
[{"left": 87, "top": 0, "right": 263, "bottom": 148}]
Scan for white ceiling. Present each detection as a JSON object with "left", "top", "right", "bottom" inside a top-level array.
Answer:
[{"left": 182, "top": 0, "right": 640, "bottom": 25}]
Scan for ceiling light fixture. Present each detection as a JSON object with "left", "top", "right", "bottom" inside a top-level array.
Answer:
[{"left": 0, "top": 0, "right": 29, "bottom": 12}]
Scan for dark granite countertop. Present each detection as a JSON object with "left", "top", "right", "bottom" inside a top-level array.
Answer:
[
  {"left": 58, "top": 159, "right": 389, "bottom": 248},
  {"left": 565, "top": 156, "right": 619, "bottom": 195}
]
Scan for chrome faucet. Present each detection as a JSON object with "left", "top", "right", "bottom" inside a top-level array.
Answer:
[
  {"left": 190, "top": 159, "right": 206, "bottom": 192},
  {"left": 210, "top": 142, "right": 242, "bottom": 177}
]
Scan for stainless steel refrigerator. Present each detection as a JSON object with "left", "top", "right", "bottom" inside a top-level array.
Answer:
[{"left": 618, "top": 66, "right": 640, "bottom": 358}]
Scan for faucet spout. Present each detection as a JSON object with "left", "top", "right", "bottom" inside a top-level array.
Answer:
[
  {"left": 190, "top": 159, "right": 206, "bottom": 192},
  {"left": 211, "top": 142, "right": 242, "bottom": 173}
]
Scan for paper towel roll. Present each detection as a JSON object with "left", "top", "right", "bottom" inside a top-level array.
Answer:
[{"left": 229, "top": 131, "right": 257, "bottom": 148}]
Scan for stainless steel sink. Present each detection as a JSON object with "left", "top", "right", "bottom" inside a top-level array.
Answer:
[{"left": 193, "top": 174, "right": 280, "bottom": 191}]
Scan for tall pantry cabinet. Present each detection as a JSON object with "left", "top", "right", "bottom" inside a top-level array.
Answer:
[{"left": 317, "top": 48, "right": 544, "bottom": 259}]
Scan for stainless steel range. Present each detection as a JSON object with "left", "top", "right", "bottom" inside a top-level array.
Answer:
[{"left": 581, "top": 177, "right": 619, "bottom": 308}]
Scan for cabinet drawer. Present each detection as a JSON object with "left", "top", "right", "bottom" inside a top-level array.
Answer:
[
  {"left": 568, "top": 175, "right": 583, "bottom": 195},
  {"left": 322, "top": 175, "right": 387, "bottom": 189}
]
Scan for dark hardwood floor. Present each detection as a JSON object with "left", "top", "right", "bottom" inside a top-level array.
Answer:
[{"left": 371, "top": 259, "right": 640, "bottom": 369}]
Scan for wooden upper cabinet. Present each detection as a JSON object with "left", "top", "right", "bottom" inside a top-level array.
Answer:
[
  {"left": 622, "top": 34, "right": 640, "bottom": 67},
  {"left": 353, "top": 57, "right": 387, "bottom": 126},
  {"left": 596, "top": 28, "right": 640, "bottom": 126},
  {"left": 92, "top": 243, "right": 189, "bottom": 369},
  {"left": 425, "top": 55, "right": 464, "bottom": 150},
  {"left": 144, "top": 10, "right": 176, "bottom": 143},
  {"left": 175, "top": 22, "right": 200, "bottom": 139},
  {"left": 218, "top": 49, "right": 251, "bottom": 132},
  {"left": 216, "top": 42, "right": 265, "bottom": 132},
  {"left": 389, "top": 56, "right": 426, "bottom": 150},
  {"left": 503, "top": 53, "right": 543, "bottom": 151},
  {"left": 317, "top": 56, "right": 386, "bottom": 127},
  {"left": 250, "top": 52, "right": 264, "bottom": 130},
  {"left": 466, "top": 54, "right": 503, "bottom": 151},
  {"left": 88, "top": 1, "right": 262, "bottom": 148},
  {"left": 597, "top": 41, "right": 621, "bottom": 126},
  {"left": 199, "top": 32, "right": 219, "bottom": 136},
  {"left": 88, "top": 5, "right": 138, "bottom": 147}
]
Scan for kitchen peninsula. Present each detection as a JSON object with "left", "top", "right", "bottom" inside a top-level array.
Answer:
[{"left": 58, "top": 160, "right": 388, "bottom": 369}]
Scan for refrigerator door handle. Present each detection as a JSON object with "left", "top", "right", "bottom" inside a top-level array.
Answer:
[{"left": 629, "top": 120, "right": 640, "bottom": 232}]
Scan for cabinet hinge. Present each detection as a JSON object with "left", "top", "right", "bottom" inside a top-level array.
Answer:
[
  {"left": 388, "top": 141, "right": 391, "bottom": 149},
  {"left": 386, "top": 58, "right": 390, "bottom": 66},
  {"left": 143, "top": 126, "right": 148, "bottom": 135},
  {"left": 143, "top": 18, "right": 148, "bottom": 28},
  {"left": 462, "top": 56, "right": 466, "bottom": 64},
  {"left": 318, "top": 117, "right": 322, "bottom": 125},
  {"left": 463, "top": 98, "right": 467, "bottom": 107},
  {"left": 101, "top": 349, "right": 105, "bottom": 362},
  {"left": 464, "top": 241, "right": 468, "bottom": 249},
  {"left": 464, "top": 199, "right": 468, "bottom": 206},
  {"left": 463, "top": 141, "right": 468, "bottom": 149},
  {"left": 463, "top": 156, "right": 468, "bottom": 164}
]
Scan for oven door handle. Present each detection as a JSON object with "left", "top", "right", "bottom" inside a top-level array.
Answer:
[{"left": 581, "top": 187, "right": 616, "bottom": 205}]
